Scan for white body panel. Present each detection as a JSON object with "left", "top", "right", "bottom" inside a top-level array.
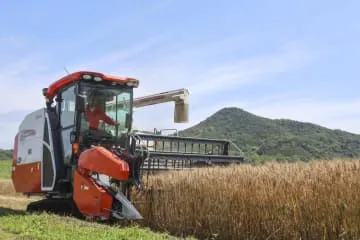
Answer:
[
  {"left": 17, "top": 109, "right": 45, "bottom": 165},
  {"left": 16, "top": 108, "right": 56, "bottom": 191}
]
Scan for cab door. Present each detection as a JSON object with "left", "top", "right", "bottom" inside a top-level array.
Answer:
[
  {"left": 12, "top": 109, "right": 46, "bottom": 193},
  {"left": 58, "top": 85, "right": 76, "bottom": 167}
]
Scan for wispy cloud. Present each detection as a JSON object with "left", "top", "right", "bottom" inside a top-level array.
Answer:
[
  {"left": 68, "top": 37, "right": 162, "bottom": 73},
  {"left": 0, "top": 37, "right": 318, "bottom": 148},
  {"left": 0, "top": 53, "right": 63, "bottom": 114},
  {"left": 111, "top": 40, "right": 316, "bottom": 97},
  {"left": 189, "top": 42, "right": 314, "bottom": 96},
  {"left": 130, "top": 41, "right": 317, "bottom": 132}
]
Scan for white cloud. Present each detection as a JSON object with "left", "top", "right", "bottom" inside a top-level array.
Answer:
[
  {"left": 185, "top": 42, "right": 314, "bottom": 96},
  {"left": 0, "top": 56, "right": 63, "bottom": 114},
  {"left": 68, "top": 37, "right": 161, "bottom": 72},
  {"left": 121, "top": 41, "right": 317, "bottom": 132},
  {"left": 110, "top": 41, "right": 316, "bottom": 98}
]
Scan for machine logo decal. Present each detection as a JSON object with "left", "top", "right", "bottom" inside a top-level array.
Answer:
[{"left": 19, "top": 129, "right": 36, "bottom": 142}]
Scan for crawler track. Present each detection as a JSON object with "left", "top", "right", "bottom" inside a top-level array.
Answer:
[{"left": 26, "top": 198, "right": 83, "bottom": 218}]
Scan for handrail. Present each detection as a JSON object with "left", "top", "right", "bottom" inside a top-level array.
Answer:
[{"left": 136, "top": 133, "right": 231, "bottom": 145}]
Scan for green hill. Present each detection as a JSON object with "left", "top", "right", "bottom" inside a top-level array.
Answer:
[{"left": 179, "top": 107, "right": 360, "bottom": 162}]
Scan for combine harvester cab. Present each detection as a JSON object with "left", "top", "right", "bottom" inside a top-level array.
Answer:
[
  {"left": 11, "top": 71, "right": 244, "bottom": 221},
  {"left": 11, "top": 71, "right": 143, "bottom": 220}
]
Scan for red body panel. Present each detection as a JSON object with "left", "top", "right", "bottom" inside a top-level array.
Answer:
[
  {"left": 46, "top": 71, "right": 138, "bottom": 99},
  {"left": 73, "top": 170, "right": 113, "bottom": 219},
  {"left": 12, "top": 162, "right": 41, "bottom": 193},
  {"left": 11, "top": 134, "right": 41, "bottom": 193},
  {"left": 78, "top": 146, "right": 129, "bottom": 181}
]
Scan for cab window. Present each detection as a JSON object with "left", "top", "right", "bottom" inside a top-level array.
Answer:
[{"left": 60, "top": 86, "right": 76, "bottom": 128}]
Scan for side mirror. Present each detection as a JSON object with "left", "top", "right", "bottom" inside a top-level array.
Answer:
[
  {"left": 76, "top": 95, "right": 85, "bottom": 113},
  {"left": 70, "top": 131, "right": 77, "bottom": 144},
  {"left": 174, "top": 101, "right": 189, "bottom": 123}
]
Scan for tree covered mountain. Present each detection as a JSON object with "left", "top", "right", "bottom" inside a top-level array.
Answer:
[{"left": 179, "top": 107, "right": 360, "bottom": 162}]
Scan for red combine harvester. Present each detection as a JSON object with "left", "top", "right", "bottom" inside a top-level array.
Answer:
[{"left": 11, "top": 71, "right": 244, "bottom": 221}]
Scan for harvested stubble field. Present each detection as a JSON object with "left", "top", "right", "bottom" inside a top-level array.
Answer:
[
  {"left": 134, "top": 160, "right": 360, "bottom": 239},
  {"left": 1, "top": 160, "right": 360, "bottom": 239}
]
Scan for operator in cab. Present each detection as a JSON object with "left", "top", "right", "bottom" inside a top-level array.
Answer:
[{"left": 85, "top": 90, "right": 119, "bottom": 130}]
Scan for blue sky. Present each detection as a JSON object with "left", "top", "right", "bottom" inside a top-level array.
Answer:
[{"left": 0, "top": 0, "right": 360, "bottom": 148}]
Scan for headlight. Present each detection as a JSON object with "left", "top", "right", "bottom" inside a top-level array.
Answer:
[
  {"left": 94, "top": 76, "right": 102, "bottom": 82},
  {"left": 126, "top": 79, "right": 139, "bottom": 87},
  {"left": 82, "top": 74, "right": 92, "bottom": 80}
]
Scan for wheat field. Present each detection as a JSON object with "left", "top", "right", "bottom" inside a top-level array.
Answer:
[
  {"left": 134, "top": 160, "right": 360, "bottom": 239},
  {"left": 2, "top": 160, "right": 360, "bottom": 239}
]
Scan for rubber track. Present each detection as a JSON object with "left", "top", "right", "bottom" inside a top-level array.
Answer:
[{"left": 26, "top": 198, "right": 83, "bottom": 218}]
